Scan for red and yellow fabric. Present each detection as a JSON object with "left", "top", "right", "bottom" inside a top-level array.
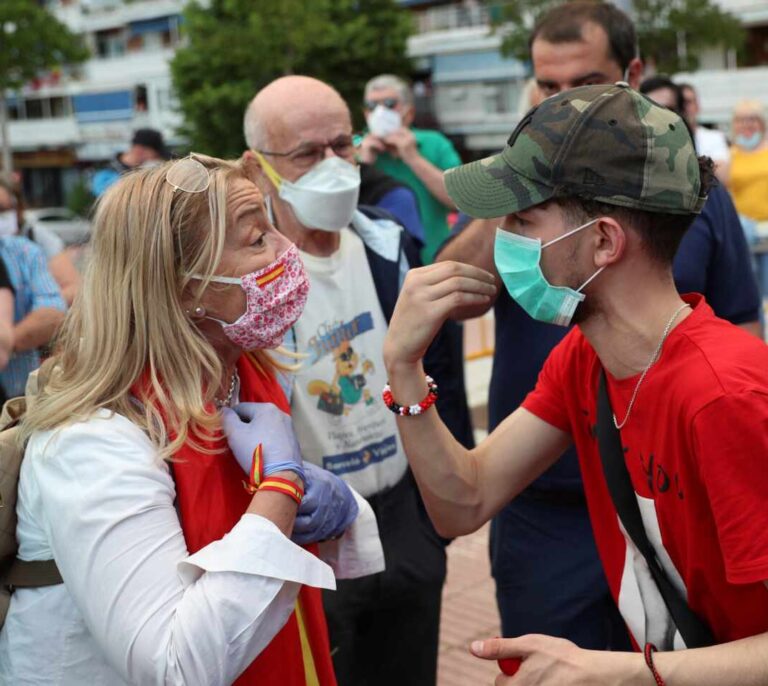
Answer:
[
  {"left": 256, "top": 262, "right": 287, "bottom": 288},
  {"left": 170, "top": 352, "right": 337, "bottom": 686}
]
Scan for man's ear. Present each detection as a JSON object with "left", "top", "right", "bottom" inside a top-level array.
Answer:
[
  {"left": 626, "top": 58, "right": 644, "bottom": 90},
  {"left": 593, "top": 216, "right": 627, "bottom": 268},
  {"left": 242, "top": 150, "right": 262, "bottom": 183},
  {"left": 401, "top": 104, "right": 416, "bottom": 128}
]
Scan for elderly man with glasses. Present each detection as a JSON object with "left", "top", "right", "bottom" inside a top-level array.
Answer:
[{"left": 243, "top": 75, "right": 474, "bottom": 686}]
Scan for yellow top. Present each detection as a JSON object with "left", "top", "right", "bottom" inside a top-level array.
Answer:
[{"left": 729, "top": 146, "right": 768, "bottom": 221}]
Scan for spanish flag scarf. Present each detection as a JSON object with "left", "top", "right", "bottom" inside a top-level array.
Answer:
[{"left": 170, "top": 353, "right": 337, "bottom": 686}]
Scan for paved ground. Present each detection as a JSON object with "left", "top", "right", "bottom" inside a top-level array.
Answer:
[
  {"left": 437, "top": 523, "right": 500, "bottom": 685},
  {"left": 436, "top": 351, "right": 500, "bottom": 686}
]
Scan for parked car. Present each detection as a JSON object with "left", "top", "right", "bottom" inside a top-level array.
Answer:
[{"left": 24, "top": 207, "right": 91, "bottom": 246}]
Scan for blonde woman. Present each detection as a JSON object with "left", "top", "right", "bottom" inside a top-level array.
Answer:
[{"left": 0, "top": 155, "right": 382, "bottom": 685}]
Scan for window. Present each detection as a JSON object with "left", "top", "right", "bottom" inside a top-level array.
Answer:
[
  {"left": 135, "top": 85, "right": 148, "bottom": 112},
  {"left": 96, "top": 29, "right": 126, "bottom": 58},
  {"left": 50, "top": 96, "right": 70, "bottom": 118},
  {"left": 483, "top": 86, "right": 504, "bottom": 114},
  {"left": 142, "top": 31, "right": 164, "bottom": 51},
  {"left": 25, "top": 99, "right": 44, "bottom": 119},
  {"left": 8, "top": 101, "right": 21, "bottom": 121}
]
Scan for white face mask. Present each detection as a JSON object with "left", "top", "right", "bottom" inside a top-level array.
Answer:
[
  {"left": 367, "top": 105, "right": 402, "bottom": 138},
  {"left": 0, "top": 210, "right": 19, "bottom": 237},
  {"left": 258, "top": 154, "right": 361, "bottom": 232}
]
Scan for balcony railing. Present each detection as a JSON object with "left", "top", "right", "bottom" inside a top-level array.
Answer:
[{"left": 414, "top": 4, "right": 491, "bottom": 34}]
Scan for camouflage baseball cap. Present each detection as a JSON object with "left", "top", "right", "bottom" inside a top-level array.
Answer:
[{"left": 445, "top": 83, "right": 706, "bottom": 218}]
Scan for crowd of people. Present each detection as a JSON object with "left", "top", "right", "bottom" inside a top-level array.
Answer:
[{"left": 0, "top": 1, "right": 767, "bottom": 685}]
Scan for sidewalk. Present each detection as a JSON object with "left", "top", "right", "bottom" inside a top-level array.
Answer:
[
  {"left": 437, "top": 523, "right": 500, "bottom": 685},
  {"left": 436, "top": 350, "right": 500, "bottom": 685}
]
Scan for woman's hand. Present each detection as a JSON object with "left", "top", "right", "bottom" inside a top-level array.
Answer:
[
  {"left": 383, "top": 261, "right": 496, "bottom": 373},
  {"left": 292, "top": 463, "right": 359, "bottom": 545},
  {"left": 221, "top": 402, "right": 304, "bottom": 481},
  {"left": 470, "top": 635, "right": 644, "bottom": 686}
]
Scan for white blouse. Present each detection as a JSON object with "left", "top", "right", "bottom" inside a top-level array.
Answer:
[{"left": 0, "top": 410, "right": 384, "bottom": 685}]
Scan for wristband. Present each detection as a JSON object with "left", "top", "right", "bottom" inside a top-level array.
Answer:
[
  {"left": 382, "top": 375, "right": 438, "bottom": 416},
  {"left": 241, "top": 445, "right": 305, "bottom": 495},
  {"left": 258, "top": 476, "right": 304, "bottom": 505},
  {"left": 263, "top": 461, "right": 306, "bottom": 484},
  {"left": 643, "top": 643, "right": 665, "bottom": 686}
]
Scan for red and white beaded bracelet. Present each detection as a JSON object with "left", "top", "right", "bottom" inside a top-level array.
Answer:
[{"left": 382, "top": 376, "right": 439, "bottom": 416}]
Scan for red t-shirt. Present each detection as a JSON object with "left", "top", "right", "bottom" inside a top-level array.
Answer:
[{"left": 523, "top": 294, "right": 768, "bottom": 649}]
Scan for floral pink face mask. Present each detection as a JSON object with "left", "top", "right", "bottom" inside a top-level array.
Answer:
[{"left": 190, "top": 244, "right": 309, "bottom": 350}]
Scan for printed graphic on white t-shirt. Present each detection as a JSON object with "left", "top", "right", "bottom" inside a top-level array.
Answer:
[
  {"left": 616, "top": 494, "right": 688, "bottom": 650},
  {"left": 290, "top": 229, "right": 407, "bottom": 498}
]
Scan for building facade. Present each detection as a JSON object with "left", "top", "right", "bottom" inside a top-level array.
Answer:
[
  {"left": 402, "top": 0, "right": 768, "bottom": 155},
  {"left": 6, "top": 0, "right": 768, "bottom": 205},
  {"left": 403, "top": 0, "right": 528, "bottom": 158},
  {"left": 6, "top": 0, "right": 185, "bottom": 207}
]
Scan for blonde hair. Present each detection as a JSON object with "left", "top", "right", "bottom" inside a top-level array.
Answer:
[
  {"left": 21, "top": 153, "right": 280, "bottom": 459},
  {"left": 733, "top": 100, "right": 766, "bottom": 126}
]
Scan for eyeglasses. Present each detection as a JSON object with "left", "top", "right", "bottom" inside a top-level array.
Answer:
[
  {"left": 165, "top": 155, "right": 210, "bottom": 193},
  {"left": 364, "top": 97, "right": 399, "bottom": 110},
  {"left": 257, "top": 135, "right": 355, "bottom": 170}
]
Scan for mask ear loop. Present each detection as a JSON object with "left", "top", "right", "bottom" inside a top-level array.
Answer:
[
  {"left": 541, "top": 217, "right": 605, "bottom": 293},
  {"left": 541, "top": 217, "right": 600, "bottom": 249},
  {"left": 252, "top": 150, "right": 283, "bottom": 190},
  {"left": 575, "top": 265, "right": 605, "bottom": 294}
]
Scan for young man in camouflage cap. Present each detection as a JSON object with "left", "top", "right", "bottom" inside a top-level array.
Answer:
[{"left": 382, "top": 83, "right": 768, "bottom": 684}]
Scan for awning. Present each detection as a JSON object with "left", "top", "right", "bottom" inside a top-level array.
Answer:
[
  {"left": 432, "top": 50, "right": 527, "bottom": 84},
  {"left": 129, "top": 16, "right": 172, "bottom": 36},
  {"left": 72, "top": 90, "right": 133, "bottom": 123}
]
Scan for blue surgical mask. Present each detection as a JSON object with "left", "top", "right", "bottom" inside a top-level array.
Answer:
[
  {"left": 494, "top": 218, "right": 603, "bottom": 327},
  {"left": 735, "top": 132, "right": 762, "bottom": 151}
]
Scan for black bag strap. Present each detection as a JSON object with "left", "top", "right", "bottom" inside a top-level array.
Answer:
[
  {"left": 2, "top": 558, "right": 62, "bottom": 589},
  {"left": 596, "top": 369, "right": 715, "bottom": 648}
]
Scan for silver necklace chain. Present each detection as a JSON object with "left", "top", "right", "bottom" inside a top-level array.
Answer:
[
  {"left": 215, "top": 369, "right": 239, "bottom": 409},
  {"left": 612, "top": 303, "right": 691, "bottom": 430}
]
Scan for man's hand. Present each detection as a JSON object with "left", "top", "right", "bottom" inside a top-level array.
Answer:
[
  {"left": 359, "top": 133, "right": 387, "bottom": 164},
  {"left": 292, "top": 463, "right": 359, "bottom": 545},
  {"left": 383, "top": 127, "right": 418, "bottom": 163},
  {"left": 471, "top": 635, "right": 644, "bottom": 686},
  {"left": 383, "top": 261, "right": 496, "bottom": 371}
]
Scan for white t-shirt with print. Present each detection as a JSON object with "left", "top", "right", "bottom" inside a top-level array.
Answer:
[{"left": 291, "top": 228, "right": 407, "bottom": 498}]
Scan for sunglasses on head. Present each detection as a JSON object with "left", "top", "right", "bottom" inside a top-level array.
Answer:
[{"left": 364, "top": 97, "right": 399, "bottom": 110}]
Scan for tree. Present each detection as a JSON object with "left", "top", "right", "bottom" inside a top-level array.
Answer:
[
  {"left": 171, "top": 0, "right": 413, "bottom": 158},
  {"left": 0, "top": 1, "right": 88, "bottom": 173},
  {"left": 633, "top": 0, "right": 743, "bottom": 73},
  {"left": 488, "top": 0, "right": 743, "bottom": 74}
]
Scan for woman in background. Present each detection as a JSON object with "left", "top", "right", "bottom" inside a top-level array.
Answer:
[{"left": 728, "top": 100, "right": 768, "bottom": 222}]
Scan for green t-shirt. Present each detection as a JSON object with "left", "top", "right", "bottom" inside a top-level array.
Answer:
[{"left": 373, "top": 128, "right": 462, "bottom": 264}]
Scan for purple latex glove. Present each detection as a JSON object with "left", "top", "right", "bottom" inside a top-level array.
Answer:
[
  {"left": 220, "top": 402, "right": 304, "bottom": 482},
  {"left": 292, "top": 463, "right": 359, "bottom": 545}
]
